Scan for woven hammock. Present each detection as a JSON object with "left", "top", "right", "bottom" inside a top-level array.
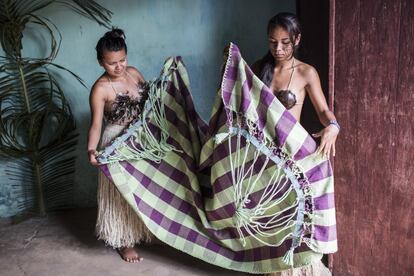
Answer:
[{"left": 97, "top": 43, "right": 337, "bottom": 274}]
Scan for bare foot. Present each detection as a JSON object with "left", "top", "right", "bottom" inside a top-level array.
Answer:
[{"left": 117, "top": 247, "right": 143, "bottom": 263}]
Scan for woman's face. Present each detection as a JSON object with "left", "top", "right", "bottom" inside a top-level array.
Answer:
[
  {"left": 268, "top": 26, "right": 299, "bottom": 62},
  {"left": 100, "top": 48, "right": 128, "bottom": 77}
]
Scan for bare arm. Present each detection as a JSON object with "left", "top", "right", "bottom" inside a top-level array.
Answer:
[
  {"left": 127, "top": 66, "right": 145, "bottom": 82},
  {"left": 87, "top": 83, "right": 106, "bottom": 165},
  {"left": 305, "top": 67, "right": 337, "bottom": 124},
  {"left": 305, "top": 66, "right": 340, "bottom": 157}
]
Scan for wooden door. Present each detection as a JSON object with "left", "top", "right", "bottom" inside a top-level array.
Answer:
[{"left": 299, "top": 0, "right": 414, "bottom": 275}]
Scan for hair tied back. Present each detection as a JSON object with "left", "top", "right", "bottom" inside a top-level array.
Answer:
[{"left": 105, "top": 27, "right": 126, "bottom": 40}]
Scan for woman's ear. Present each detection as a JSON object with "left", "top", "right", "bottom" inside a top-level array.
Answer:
[{"left": 294, "top": 34, "right": 301, "bottom": 46}]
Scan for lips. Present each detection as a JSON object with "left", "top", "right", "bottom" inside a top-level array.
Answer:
[{"left": 271, "top": 51, "right": 284, "bottom": 58}]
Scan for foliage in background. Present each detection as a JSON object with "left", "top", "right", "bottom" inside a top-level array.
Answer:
[{"left": 0, "top": 0, "right": 111, "bottom": 219}]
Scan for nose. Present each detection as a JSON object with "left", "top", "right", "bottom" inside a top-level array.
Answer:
[{"left": 276, "top": 42, "right": 284, "bottom": 52}]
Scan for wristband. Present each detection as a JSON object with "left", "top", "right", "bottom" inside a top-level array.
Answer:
[{"left": 328, "top": 120, "right": 341, "bottom": 131}]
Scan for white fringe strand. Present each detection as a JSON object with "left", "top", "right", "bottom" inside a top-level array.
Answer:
[{"left": 267, "top": 260, "right": 332, "bottom": 276}]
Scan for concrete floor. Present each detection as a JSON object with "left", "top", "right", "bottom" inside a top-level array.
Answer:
[{"left": 0, "top": 209, "right": 248, "bottom": 276}]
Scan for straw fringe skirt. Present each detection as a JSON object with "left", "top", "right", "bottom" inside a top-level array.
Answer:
[{"left": 96, "top": 124, "right": 153, "bottom": 248}]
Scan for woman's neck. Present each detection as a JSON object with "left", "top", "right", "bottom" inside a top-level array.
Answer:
[
  {"left": 274, "top": 57, "right": 295, "bottom": 70},
  {"left": 106, "top": 71, "right": 127, "bottom": 82}
]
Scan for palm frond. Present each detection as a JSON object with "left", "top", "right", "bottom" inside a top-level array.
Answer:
[
  {"left": 0, "top": 1, "right": 55, "bottom": 19},
  {"left": 5, "top": 126, "right": 78, "bottom": 215},
  {"left": 0, "top": 0, "right": 112, "bottom": 218},
  {"left": 27, "top": 14, "right": 61, "bottom": 60},
  {"left": 56, "top": 0, "right": 112, "bottom": 28}
]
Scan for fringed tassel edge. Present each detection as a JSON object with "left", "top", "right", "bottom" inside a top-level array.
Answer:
[
  {"left": 216, "top": 109, "right": 315, "bottom": 267},
  {"left": 98, "top": 78, "right": 180, "bottom": 164}
]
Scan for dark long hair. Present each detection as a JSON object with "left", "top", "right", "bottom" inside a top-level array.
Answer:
[
  {"left": 95, "top": 27, "right": 127, "bottom": 61},
  {"left": 260, "top": 12, "right": 301, "bottom": 87}
]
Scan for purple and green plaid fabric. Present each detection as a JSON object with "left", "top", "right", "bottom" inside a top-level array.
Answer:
[{"left": 97, "top": 43, "right": 337, "bottom": 273}]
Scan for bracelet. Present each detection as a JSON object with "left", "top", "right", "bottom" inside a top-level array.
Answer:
[{"left": 328, "top": 120, "right": 341, "bottom": 131}]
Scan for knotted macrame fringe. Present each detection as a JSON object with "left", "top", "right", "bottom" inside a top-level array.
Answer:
[
  {"left": 215, "top": 109, "right": 315, "bottom": 267},
  {"left": 97, "top": 78, "right": 179, "bottom": 164}
]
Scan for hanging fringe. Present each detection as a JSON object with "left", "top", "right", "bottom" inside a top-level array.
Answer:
[
  {"left": 282, "top": 247, "right": 295, "bottom": 266},
  {"left": 220, "top": 109, "right": 314, "bottom": 260},
  {"left": 266, "top": 260, "right": 332, "bottom": 276},
  {"left": 97, "top": 78, "right": 180, "bottom": 164}
]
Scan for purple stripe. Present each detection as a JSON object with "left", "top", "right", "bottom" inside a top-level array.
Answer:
[
  {"left": 207, "top": 181, "right": 295, "bottom": 223},
  {"left": 256, "top": 86, "right": 274, "bottom": 129},
  {"left": 293, "top": 135, "right": 317, "bottom": 161},
  {"left": 305, "top": 160, "right": 332, "bottom": 183},
  {"left": 312, "top": 224, "right": 337, "bottom": 242},
  {"left": 167, "top": 137, "right": 197, "bottom": 171},
  {"left": 207, "top": 104, "right": 226, "bottom": 133},
  {"left": 128, "top": 120, "right": 198, "bottom": 174},
  {"left": 165, "top": 75, "right": 205, "bottom": 141},
  {"left": 164, "top": 105, "right": 192, "bottom": 141},
  {"left": 275, "top": 110, "right": 296, "bottom": 147},
  {"left": 122, "top": 161, "right": 308, "bottom": 245},
  {"left": 222, "top": 46, "right": 241, "bottom": 106},
  {"left": 126, "top": 148, "right": 197, "bottom": 193},
  {"left": 313, "top": 193, "right": 335, "bottom": 211},
  {"left": 222, "top": 69, "right": 236, "bottom": 105},
  {"left": 100, "top": 164, "right": 113, "bottom": 182},
  {"left": 239, "top": 65, "right": 253, "bottom": 113},
  {"left": 205, "top": 202, "right": 236, "bottom": 221},
  {"left": 211, "top": 154, "right": 273, "bottom": 194},
  {"left": 123, "top": 161, "right": 201, "bottom": 217},
  {"left": 123, "top": 160, "right": 209, "bottom": 227},
  {"left": 212, "top": 133, "right": 248, "bottom": 161},
  {"left": 175, "top": 71, "right": 208, "bottom": 132},
  {"left": 240, "top": 81, "right": 251, "bottom": 113},
  {"left": 199, "top": 108, "right": 227, "bottom": 171},
  {"left": 134, "top": 193, "right": 312, "bottom": 261},
  {"left": 122, "top": 162, "right": 254, "bottom": 240},
  {"left": 244, "top": 64, "right": 254, "bottom": 91}
]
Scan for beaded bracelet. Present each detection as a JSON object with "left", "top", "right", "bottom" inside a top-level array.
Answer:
[{"left": 329, "top": 120, "right": 341, "bottom": 131}]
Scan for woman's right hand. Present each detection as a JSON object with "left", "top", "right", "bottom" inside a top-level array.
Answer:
[{"left": 88, "top": 150, "right": 100, "bottom": 166}]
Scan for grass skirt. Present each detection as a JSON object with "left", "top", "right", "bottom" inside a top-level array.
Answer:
[{"left": 96, "top": 124, "right": 153, "bottom": 248}]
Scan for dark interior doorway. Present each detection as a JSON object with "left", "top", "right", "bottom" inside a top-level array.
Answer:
[
  {"left": 297, "top": 0, "right": 330, "bottom": 134},
  {"left": 296, "top": 0, "right": 332, "bottom": 270}
]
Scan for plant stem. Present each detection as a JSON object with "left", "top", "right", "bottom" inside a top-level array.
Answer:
[
  {"left": 18, "top": 60, "right": 31, "bottom": 113},
  {"left": 34, "top": 159, "right": 46, "bottom": 216}
]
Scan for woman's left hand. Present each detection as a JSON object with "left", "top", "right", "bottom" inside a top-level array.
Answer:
[{"left": 312, "top": 125, "right": 340, "bottom": 158}]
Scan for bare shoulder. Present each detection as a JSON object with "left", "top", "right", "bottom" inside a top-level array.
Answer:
[
  {"left": 127, "top": 66, "right": 145, "bottom": 82},
  {"left": 295, "top": 60, "right": 320, "bottom": 81},
  {"left": 90, "top": 76, "right": 109, "bottom": 101}
]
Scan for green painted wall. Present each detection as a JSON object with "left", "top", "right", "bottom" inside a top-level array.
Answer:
[{"left": 0, "top": 0, "right": 295, "bottom": 217}]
